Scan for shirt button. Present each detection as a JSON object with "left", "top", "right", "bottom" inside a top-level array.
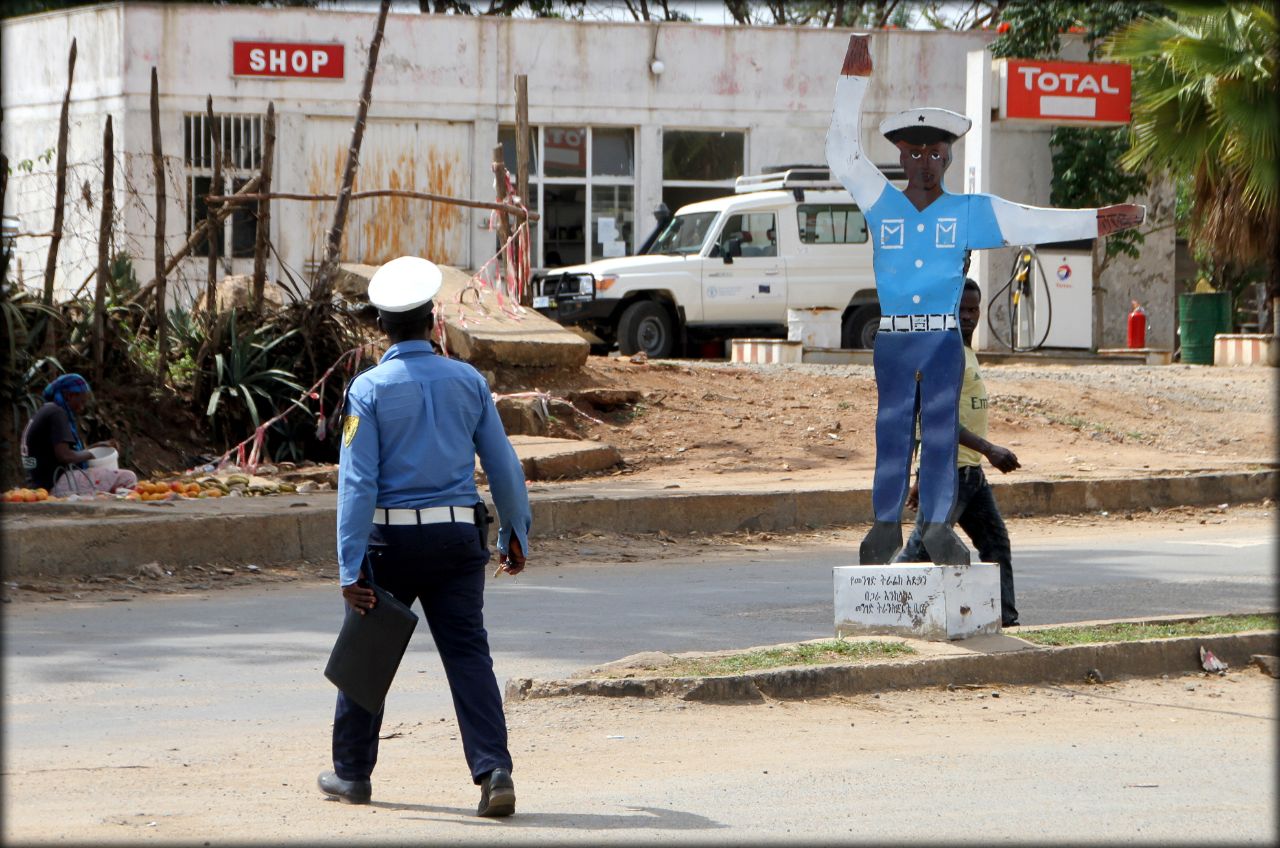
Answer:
[
  {"left": 916, "top": 223, "right": 925, "bottom": 232},
  {"left": 914, "top": 259, "right": 924, "bottom": 268},
  {"left": 912, "top": 294, "right": 921, "bottom": 304}
]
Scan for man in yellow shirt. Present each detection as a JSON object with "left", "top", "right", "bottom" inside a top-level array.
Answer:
[{"left": 898, "top": 278, "right": 1021, "bottom": 627}]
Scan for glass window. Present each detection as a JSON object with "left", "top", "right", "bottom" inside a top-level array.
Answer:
[
  {"left": 796, "top": 204, "right": 868, "bottom": 245},
  {"left": 498, "top": 126, "right": 538, "bottom": 177},
  {"left": 592, "top": 128, "right": 634, "bottom": 177},
  {"left": 591, "top": 185, "right": 634, "bottom": 257},
  {"left": 718, "top": 212, "right": 776, "bottom": 257},
  {"left": 543, "top": 126, "right": 587, "bottom": 178},
  {"left": 662, "top": 130, "right": 744, "bottom": 182},
  {"left": 650, "top": 211, "right": 717, "bottom": 255}
]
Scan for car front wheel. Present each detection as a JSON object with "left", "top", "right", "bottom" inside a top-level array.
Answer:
[{"left": 617, "top": 301, "right": 676, "bottom": 358}]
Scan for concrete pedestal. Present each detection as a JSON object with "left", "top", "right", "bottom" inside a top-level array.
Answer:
[{"left": 833, "top": 563, "right": 1001, "bottom": 641}]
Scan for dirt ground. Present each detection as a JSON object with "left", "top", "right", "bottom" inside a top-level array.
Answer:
[
  {"left": 496, "top": 356, "right": 1277, "bottom": 485},
  {"left": 3, "top": 670, "right": 1274, "bottom": 843}
]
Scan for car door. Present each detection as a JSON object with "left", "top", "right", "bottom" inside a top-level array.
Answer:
[{"left": 701, "top": 211, "right": 785, "bottom": 324}]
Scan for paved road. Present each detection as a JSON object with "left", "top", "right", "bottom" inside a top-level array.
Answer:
[
  {"left": 3, "top": 519, "right": 1275, "bottom": 842},
  {"left": 4, "top": 519, "right": 1273, "bottom": 724}
]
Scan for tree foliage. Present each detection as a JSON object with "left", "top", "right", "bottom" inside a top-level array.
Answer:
[
  {"left": 990, "top": 1, "right": 1166, "bottom": 267},
  {"left": 1107, "top": 2, "right": 1278, "bottom": 303}
]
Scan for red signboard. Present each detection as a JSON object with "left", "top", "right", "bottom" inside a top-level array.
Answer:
[
  {"left": 233, "top": 41, "right": 344, "bottom": 79},
  {"left": 1001, "top": 59, "right": 1131, "bottom": 125}
]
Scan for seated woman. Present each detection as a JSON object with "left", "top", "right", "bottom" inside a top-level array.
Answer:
[{"left": 20, "top": 373, "right": 137, "bottom": 496}]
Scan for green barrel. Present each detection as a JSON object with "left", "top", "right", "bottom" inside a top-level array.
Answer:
[{"left": 1178, "top": 292, "right": 1232, "bottom": 365}]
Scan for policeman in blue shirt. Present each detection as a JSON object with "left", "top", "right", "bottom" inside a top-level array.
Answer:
[
  {"left": 826, "top": 35, "right": 1144, "bottom": 564},
  {"left": 318, "top": 256, "right": 532, "bottom": 817}
]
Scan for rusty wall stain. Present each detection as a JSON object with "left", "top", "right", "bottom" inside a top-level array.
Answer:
[{"left": 305, "top": 128, "right": 465, "bottom": 268}]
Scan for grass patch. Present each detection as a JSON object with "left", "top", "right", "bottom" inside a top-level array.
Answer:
[
  {"left": 1018, "top": 614, "right": 1278, "bottom": 647},
  {"left": 661, "top": 639, "right": 915, "bottom": 677}
]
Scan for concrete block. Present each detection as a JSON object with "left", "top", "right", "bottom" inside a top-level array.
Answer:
[
  {"left": 507, "top": 436, "right": 622, "bottom": 481},
  {"left": 332, "top": 263, "right": 380, "bottom": 299},
  {"left": 730, "top": 338, "right": 802, "bottom": 364},
  {"left": 436, "top": 265, "right": 588, "bottom": 369},
  {"left": 496, "top": 395, "right": 549, "bottom": 436},
  {"left": 1251, "top": 654, "right": 1280, "bottom": 678},
  {"left": 566, "top": 388, "right": 642, "bottom": 409},
  {"left": 1214, "top": 334, "right": 1278, "bottom": 367},
  {"left": 834, "top": 563, "right": 1001, "bottom": 641}
]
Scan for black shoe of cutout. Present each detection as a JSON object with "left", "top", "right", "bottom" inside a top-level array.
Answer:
[
  {"left": 859, "top": 520, "right": 903, "bottom": 564},
  {"left": 477, "top": 768, "right": 516, "bottom": 817},
  {"left": 920, "top": 522, "right": 971, "bottom": 565},
  {"left": 317, "top": 770, "right": 371, "bottom": 804}
]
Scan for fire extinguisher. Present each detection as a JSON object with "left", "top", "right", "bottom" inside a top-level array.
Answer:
[{"left": 1127, "top": 301, "right": 1147, "bottom": 349}]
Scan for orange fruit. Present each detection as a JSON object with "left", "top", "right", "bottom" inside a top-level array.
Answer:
[{"left": 35, "top": 488, "right": 49, "bottom": 500}]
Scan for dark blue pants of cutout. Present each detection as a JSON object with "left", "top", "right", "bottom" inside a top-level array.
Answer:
[
  {"left": 870, "top": 328, "right": 964, "bottom": 527},
  {"left": 332, "top": 521, "right": 511, "bottom": 786}
]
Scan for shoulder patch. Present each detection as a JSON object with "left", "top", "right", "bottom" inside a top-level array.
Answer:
[{"left": 342, "top": 415, "right": 360, "bottom": 447}]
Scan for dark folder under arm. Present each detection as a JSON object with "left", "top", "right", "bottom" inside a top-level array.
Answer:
[{"left": 324, "top": 584, "right": 419, "bottom": 714}]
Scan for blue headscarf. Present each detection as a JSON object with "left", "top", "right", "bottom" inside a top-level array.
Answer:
[{"left": 43, "top": 373, "right": 91, "bottom": 460}]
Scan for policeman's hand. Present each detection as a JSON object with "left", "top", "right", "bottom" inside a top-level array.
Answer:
[
  {"left": 1097, "top": 203, "right": 1145, "bottom": 236},
  {"left": 498, "top": 536, "right": 526, "bottom": 576},
  {"left": 341, "top": 580, "right": 378, "bottom": 616},
  {"left": 986, "top": 445, "right": 1021, "bottom": 474},
  {"left": 904, "top": 481, "right": 920, "bottom": 511}
]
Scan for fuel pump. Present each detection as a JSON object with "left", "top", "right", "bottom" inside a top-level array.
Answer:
[{"left": 987, "top": 247, "right": 1054, "bottom": 352}]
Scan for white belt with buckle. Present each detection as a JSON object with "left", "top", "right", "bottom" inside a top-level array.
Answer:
[
  {"left": 373, "top": 506, "right": 476, "bottom": 526},
  {"left": 878, "top": 313, "right": 958, "bottom": 332}
]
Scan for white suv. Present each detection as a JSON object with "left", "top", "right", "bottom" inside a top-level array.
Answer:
[{"left": 532, "top": 167, "right": 890, "bottom": 357}]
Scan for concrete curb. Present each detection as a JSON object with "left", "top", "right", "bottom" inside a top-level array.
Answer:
[
  {"left": 2, "top": 469, "right": 1275, "bottom": 578},
  {"left": 504, "top": 630, "right": 1280, "bottom": 704}
]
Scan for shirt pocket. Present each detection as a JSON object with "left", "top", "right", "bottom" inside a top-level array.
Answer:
[{"left": 377, "top": 382, "right": 424, "bottom": 422}]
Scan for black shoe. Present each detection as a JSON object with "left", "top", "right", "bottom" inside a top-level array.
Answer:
[
  {"left": 859, "top": 521, "right": 903, "bottom": 564},
  {"left": 477, "top": 768, "right": 516, "bottom": 817},
  {"left": 920, "top": 523, "right": 971, "bottom": 566},
  {"left": 1003, "top": 619, "right": 1020, "bottom": 628},
  {"left": 317, "top": 770, "right": 371, "bottom": 804}
]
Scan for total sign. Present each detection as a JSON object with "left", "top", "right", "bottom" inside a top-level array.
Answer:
[
  {"left": 233, "top": 41, "right": 344, "bottom": 79},
  {"left": 998, "top": 59, "right": 1131, "bottom": 126}
]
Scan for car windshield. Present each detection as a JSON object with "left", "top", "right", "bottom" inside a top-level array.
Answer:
[{"left": 648, "top": 212, "right": 717, "bottom": 255}]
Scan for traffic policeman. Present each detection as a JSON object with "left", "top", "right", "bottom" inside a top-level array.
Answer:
[{"left": 317, "top": 256, "right": 531, "bottom": 817}]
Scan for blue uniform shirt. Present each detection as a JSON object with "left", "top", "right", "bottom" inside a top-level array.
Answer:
[
  {"left": 336, "top": 340, "right": 532, "bottom": 586},
  {"left": 826, "top": 74, "right": 1098, "bottom": 317}
]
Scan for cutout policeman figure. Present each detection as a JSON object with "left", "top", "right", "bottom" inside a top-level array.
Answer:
[
  {"left": 318, "top": 256, "right": 532, "bottom": 817},
  {"left": 826, "top": 35, "right": 1144, "bottom": 564}
]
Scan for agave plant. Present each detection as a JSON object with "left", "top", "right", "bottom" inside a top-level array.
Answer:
[{"left": 205, "top": 308, "right": 307, "bottom": 445}]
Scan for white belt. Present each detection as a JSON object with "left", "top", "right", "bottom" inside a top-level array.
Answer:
[
  {"left": 373, "top": 506, "right": 476, "bottom": 526},
  {"left": 879, "top": 313, "right": 958, "bottom": 333}
]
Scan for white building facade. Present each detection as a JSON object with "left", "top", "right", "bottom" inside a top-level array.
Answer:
[{"left": 1, "top": 2, "right": 1173, "bottom": 348}]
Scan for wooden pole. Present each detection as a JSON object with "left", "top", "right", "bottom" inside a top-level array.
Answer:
[
  {"left": 123, "top": 173, "right": 261, "bottom": 307},
  {"left": 491, "top": 144, "right": 513, "bottom": 276},
  {"left": 42, "top": 38, "right": 76, "bottom": 308},
  {"left": 313, "top": 0, "right": 391, "bottom": 301},
  {"left": 252, "top": 102, "right": 275, "bottom": 312},
  {"left": 515, "top": 74, "right": 530, "bottom": 212},
  {"left": 150, "top": 67, "right": 168, "bottom": 385},
  {"left": 93, "top": 115, "right": 114, "bottom": 381},
  {"left": 206, "top": 188, "right": 535, "bottom": 221},
  {"left": 514, "top": 75, "right": 531, "bottom": 306},
  {"left": 205, "top": 96, "right": 222, "bottom": 317}
]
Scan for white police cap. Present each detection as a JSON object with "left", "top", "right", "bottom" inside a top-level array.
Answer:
[
  {"left": 879, "top": 108, "right": 971, "bottom": 143},
  {"left": 367, "top": 256, "right": 443, "bottom": 312}
]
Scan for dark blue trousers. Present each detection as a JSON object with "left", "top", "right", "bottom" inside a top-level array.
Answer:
[
  {"left": 332, "top": 521, "right": 511, "bottom": 785},
  {"left": 896, "top": 465, "right": 1019, "bottom": 626},
  {"left": 871, "top": 329, "right": 964, "bottom": 526}
]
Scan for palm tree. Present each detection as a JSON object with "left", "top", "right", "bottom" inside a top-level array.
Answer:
[{"left": 1108, "top": 3, "right": 1279, "bottom": 330}]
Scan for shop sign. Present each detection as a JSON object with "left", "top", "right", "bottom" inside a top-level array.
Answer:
[
  {"left": 999, "top": 59, "right": 1130, "bottom": 125},
  {"left": 233, "top": 41, "right": 344, "bottom": 79}
]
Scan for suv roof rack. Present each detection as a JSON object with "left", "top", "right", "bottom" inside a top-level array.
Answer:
[
  {"left": 735, "top": 167, "right": 839, "bottom": 194},
  {"left": 734, "top": 164, "right": 907, "bottom": 195}
]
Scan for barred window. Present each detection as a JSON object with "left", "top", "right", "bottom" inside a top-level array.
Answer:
[{"left": 183, "top": 113, "right": 262, "bottom": 259}]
